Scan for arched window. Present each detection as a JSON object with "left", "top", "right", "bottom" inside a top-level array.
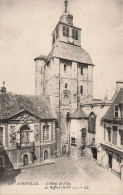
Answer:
[
  {"left": 64, "top": 91, "right": 69, "bottom": 98},
  {"left": 88, "top": 113, "right": 96, "bottom": 133},
  {"left": 20, "top": 125, "right": 30, "bottom": 144}
]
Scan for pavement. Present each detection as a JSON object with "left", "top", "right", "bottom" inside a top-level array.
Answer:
[
  {"left": 20, "top": 159, "right": 55, "bottom": 169},
  {"left": 1, "top": 156, "right": 123, "bottom": 195}
]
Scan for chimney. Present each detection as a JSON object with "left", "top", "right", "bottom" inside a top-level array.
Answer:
[
  {"left": 116, "top": 81, "right": 123, "bottom": 92},
  {"left": 0, "top": 81, "right": 6, "bottom": 93}
]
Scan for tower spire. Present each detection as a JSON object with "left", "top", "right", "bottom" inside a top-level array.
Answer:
[{"left": 64, "top": 0, "right": 68, "bottom": 13}]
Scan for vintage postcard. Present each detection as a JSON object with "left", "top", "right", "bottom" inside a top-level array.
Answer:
[{"left": 0, "top": 0, "right": 123, "bottom": 194}]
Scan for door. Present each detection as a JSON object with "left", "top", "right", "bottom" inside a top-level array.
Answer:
[
  {"left": 91, "top": 147, "right": 97, "bottom": 160},
  {"left": 44, "top": 150, "right": 48, "bottom": 160},
  {"left": 23, "top": 154, "right": 28, "bottom": 166},
  {"left": 108, "top": 154, "right": 112, "bottom": 169},
  {"left": 62, "top": 146, "right": 66, "bottom": 155}
]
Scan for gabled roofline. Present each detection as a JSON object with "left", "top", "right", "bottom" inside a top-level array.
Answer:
[{"left": 7, "top": 109, "right": 41, "bottom": 120}]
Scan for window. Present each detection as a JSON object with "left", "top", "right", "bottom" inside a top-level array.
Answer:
[
  {"left": 80, "top": 85, "right": 83, "bottom": 94},
  {"left": 41, "top": 68, "right": 42, "bottom": 74},
  {"left": 56, "top": 26, "right": 59, "bottom": 39},
  {"left": 0, "top": 127, "right": 3, "bottom": 146},
  {"left": 114, "top": 105, "right": 119, "bottom": 118},
  {"left": 63, "top": 26, "right": 69, "bottom": 37},
  {"left": 81, "top": 128, "right": 86, "bottom": 138},
  {"left": 20, "top": 126, "right": 30, "bottom": 144},
  {"left": 43, "top": 125, "right": 49, "bottom": 141},
  {"left": 119, "top": 130, "right": 123, "bottom": 146},
  {"left": 71, "top": 137, "right": 76, "bottom": 146},
  {"left": 80, "top": 67, "right": 83, "bottom": 75},
  {"left": 53, "top": 33, "right": 55, "bottom": 44},
  {"left": 72, "top": 29, "right": 78, "bottom": 40},
  {"left": 88, "top": 113, "right": 96, "bottom": 133},
  {"left": 64, "top": 64, "right": 66, "bottom": 71},
  {"left": 64, "top": 91, "right": 69, "bottom": 98},
  {"left": 112, "top": 126, "right": 117, "bottom": 145},
  {"left": 65, "top": 83, "right": 67, "bottom": 88},
  {"left": 107, "top": 127, "right": 111, "bottom": 142}
]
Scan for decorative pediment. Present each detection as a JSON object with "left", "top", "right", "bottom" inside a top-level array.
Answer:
[{"left": 8, "top": 110, "right": 40, "bottom": 123}]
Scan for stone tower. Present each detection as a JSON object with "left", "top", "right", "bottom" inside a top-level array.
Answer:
[{"left": 34, "top": 0, "right": 94, "bottom": 155}]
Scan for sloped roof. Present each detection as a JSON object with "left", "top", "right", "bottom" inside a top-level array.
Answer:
[
  {"left": 0, "top": 93, "right": 56, "bottom": 120},
  {"left": 34, "top": 42, "right": 93, "bottom": 65},
  {"left": 70, "top": 107, "right": 88, "bottom": 119},
  {"left": 102, "top": 88, "right": 123, "bottom": 121}
]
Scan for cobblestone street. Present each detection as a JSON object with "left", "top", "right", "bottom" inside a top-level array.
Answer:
[{"left": 1, "top": 156, "right": 122, "bottom": 195}]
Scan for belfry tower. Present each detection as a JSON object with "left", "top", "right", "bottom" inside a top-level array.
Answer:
[{"left": 34, "top": 0, "right": 94, "bottom": 155}]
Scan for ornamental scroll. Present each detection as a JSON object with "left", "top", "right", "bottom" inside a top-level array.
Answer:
[
  {"left": 34, "top": 125, "right": 39, "bottom": 142},
  {"left": 10, "top": 126, "right": 16, "bottom": 146}
]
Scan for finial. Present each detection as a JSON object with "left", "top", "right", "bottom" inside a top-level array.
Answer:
[
  {"left": 3, "top": 81, "right": 5, "bottom": 87},
  {"left": 64, "top": 0, "right": 68, "bottom": 13}
]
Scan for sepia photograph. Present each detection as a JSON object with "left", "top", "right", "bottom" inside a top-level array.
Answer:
[{"left": 0, "top": 0, "right": 123, "bottom": 194}]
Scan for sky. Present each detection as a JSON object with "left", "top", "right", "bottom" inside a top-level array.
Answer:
[{"left": 0, "top": 0, "right": 123, "bottom": 99}]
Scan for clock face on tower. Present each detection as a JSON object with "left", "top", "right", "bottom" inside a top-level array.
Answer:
[{"left": 68, "top": 37, "right": 74, "bottom": 44}]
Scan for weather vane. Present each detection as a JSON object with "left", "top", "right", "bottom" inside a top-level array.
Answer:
[{"left": 64, "top": 0, "right": 68, "bottom": 13}]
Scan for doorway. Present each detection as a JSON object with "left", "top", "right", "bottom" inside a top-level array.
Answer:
[
  {"left": 44, "top": 150, "right": 48, "bottom": 160},
  {"left": 91, "top": 147, "right": 97, "bottom": 160},
  {"left": 23, "top": 154, "right": 28, "bottom": 166},
  {"left": 108, "top": 153, "right": 112, "bottom": 169}
]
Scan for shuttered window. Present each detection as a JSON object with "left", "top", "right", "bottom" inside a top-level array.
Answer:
[
  {"left": 112, "top": 126, "right": 117, "bottom": 145},
  {"left": 63, "top": 26, "right": 69, "bottom": 37},
  {"left": 72, "top": 29, "right": 78, "bottom": 40},
  {"left": 114, "top": 105, "right": 119, "bottom": 118},
  {"left": 119, "top": 130, "right": 123, "bottom": 145},
  {"left": 107, "top": 127, "right": 111, "bottom": 142},
  {"left": 0, "top": 127, "right": 3, "bottom": 146}
]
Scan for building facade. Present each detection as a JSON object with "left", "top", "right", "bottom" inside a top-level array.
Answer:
[
  {"left": 34, "top": 0, "right": 94, "bottom": 155},
  {"left": 0, "top": 92, "right": 56, "bottom": 170},
  {"left": 98, "top": 84, "right": 123, "bottom": 179}
]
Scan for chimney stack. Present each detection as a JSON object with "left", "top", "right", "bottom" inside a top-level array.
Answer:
[{"left": 116, "top": 81, "right": 123, "bottom": 92}]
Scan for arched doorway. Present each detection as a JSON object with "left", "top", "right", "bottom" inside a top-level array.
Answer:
[
  {"left": 23, "top": 154, "right": 28, "bottom": 166},
  {"left": 44, "top": 150, "right": 48, "bottom": 160}
]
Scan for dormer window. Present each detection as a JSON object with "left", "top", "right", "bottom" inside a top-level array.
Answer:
[
  {"left": 63, "top": 26, "right": 69, "bottom": 37},
  {"left": 72, "top": 29, "right": 78, "bottom": 40},
  {"left": 114, "top": 105, "right": 119, "bottom": 118}
]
